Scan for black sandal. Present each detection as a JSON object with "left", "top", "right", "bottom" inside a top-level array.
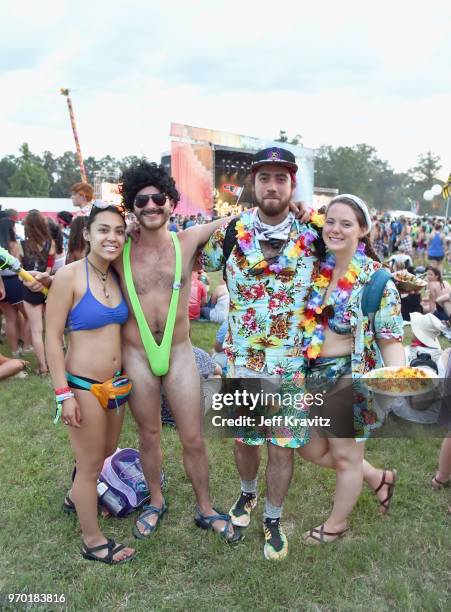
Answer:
[
  {"left": 62, "top": 496, "right": 76, "bottom": 514},
  {"left": 374, "top": 468, "right": 397, "bottom": 514},
  {"left": 81, "top": 538, "right": 136, "bottom": 565}
]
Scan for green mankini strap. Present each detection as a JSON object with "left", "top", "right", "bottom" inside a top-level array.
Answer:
[{"left": 123, "top": 232, "right": 182, "bottom": 376}]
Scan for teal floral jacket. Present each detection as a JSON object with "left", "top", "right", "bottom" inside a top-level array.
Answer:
[
  {"left": 199, "top": 209, "right": 319, "bottom": 377},
  {"left": 347, "top": 257, "right": 404, "bottom": 378}
]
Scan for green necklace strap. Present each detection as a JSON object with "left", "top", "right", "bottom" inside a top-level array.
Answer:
[{"left": 123, "top": 232, "right": 182, "bottom": 376}]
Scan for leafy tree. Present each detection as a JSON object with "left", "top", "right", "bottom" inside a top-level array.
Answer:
[
  {"left": 51, "top": 151, "right": 81, "bottom": 197},
  {"left": 407, "top": 150, "right": 442, "bottom": 212},
  {"left": 7, "top": 143, "right": 49, "bottom": 197},
  {"left": 314, "top": 144, "right": 413, "bottom": 210},
  {"left": 0, "top": 155, "right": 18, "bottom": 197},
  {"left": 8, "top": 161, "right": 50, "bottom": 197},
  {"left": 41, "top": 151, "right": 58, "bottom": 196}
]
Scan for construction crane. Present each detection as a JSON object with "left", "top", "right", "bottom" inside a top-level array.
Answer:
[{"left": 60, "top": 88, "right": 87, "bottom": 182}]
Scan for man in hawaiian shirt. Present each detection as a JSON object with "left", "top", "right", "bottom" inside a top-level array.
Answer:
[{"left": 200, "top": 147, "right": 320, "bottom": 560}]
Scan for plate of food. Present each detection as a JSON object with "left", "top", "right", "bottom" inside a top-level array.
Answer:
[
  {"left": 392, "top": 270, "right": 427, "bottom": 293},
  {"left": 362, "top": 366, "right": 438, "bottom": 396}
]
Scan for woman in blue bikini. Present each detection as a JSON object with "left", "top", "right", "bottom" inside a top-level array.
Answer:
[{"left": 45, "top": 204, "right": 136, "bottom": 565}]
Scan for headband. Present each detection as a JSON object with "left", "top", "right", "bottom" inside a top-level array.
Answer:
[{"left": 329, "top": 194, "right": 372, "bottom": 233}]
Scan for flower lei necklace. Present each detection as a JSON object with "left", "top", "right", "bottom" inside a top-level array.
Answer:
[
  {"left": 300, "top": 242, "right": 366, "bottom": 359},
  {"left": 235, "top": 209, "right": 325, "bottom": 275}
]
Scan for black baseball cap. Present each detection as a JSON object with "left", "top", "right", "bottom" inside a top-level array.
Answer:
[{"left": 251, "top": 147, "right": 298, "bottom": 173}]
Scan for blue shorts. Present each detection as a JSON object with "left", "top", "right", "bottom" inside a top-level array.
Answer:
[{"left": 0, "top": 275, "right": 23, "bottom": 305}]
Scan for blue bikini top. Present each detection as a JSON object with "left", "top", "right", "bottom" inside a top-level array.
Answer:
[{"left": 66, "top": 258, "right": 129, "bottom": 332}]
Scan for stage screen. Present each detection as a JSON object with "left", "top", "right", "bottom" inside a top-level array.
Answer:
[{"left": 170, "top": 123, "right": 314, "bottom": 216}]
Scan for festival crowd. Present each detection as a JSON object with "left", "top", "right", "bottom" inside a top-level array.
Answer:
[{"left": 0, "top": 149, "right": 450, "bottom": 566}]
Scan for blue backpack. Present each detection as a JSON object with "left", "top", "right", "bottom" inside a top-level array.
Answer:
[{"left": 361, "top": 268, "right": 391, "bottom": 330}]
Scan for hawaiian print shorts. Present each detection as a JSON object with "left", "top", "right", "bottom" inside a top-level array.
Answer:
[
  {"left": 305, "top": 356, "right": 379, "bottom": 440},
  {"left": 227, "top": 365, "right": 310, "bottom": 448}
]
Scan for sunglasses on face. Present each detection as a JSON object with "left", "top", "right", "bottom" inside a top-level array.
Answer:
[{"left": 134, "top": 193, "right": 167, "bottom": 208}]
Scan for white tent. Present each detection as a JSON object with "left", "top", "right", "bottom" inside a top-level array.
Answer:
[{"left": 0, "top": 197, "right": 74, "bottom": 216}]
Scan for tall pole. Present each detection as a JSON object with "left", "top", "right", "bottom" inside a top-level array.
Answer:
[{"left": 60, "top": 88, "right": 87, "bottom": 183}]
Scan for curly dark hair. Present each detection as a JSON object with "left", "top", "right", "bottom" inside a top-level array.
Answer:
[{"left": 119, "top": 159, "right": 180, "bottom": 211}]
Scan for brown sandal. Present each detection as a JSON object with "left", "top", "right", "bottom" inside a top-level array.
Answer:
[
  {"left": 431, "top": 476, "right": 449, "bottom": 490},
  {"left": 374, "top": 468, "right": 397, "bottom": 514},
  {"left": 303, "top": 523, "right": 349, "bottom": 545}
]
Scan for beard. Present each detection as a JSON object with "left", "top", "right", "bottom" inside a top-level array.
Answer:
[{"left": 256, "top": 194, "right": 291, "bottom": 218}]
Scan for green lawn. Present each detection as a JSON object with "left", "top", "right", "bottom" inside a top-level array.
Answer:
[{"left": 0, "top": 276, "right": 450, "bottom": 611}]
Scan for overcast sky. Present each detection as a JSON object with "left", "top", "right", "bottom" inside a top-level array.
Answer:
[{"left": 1, "top": 0, "right": 450, "bottom": 179}]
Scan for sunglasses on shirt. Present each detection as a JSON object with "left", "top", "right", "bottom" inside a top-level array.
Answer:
[
  {"left": 246, "top": 256, "right": 280, "bottom": 277},
  {"left": 134, "top": 193, "right": 167, "bottom": 208}
]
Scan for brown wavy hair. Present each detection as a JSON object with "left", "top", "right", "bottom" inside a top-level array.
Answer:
[
  {"left": 67, "top": 216, "right": 88, "bottom": 260},
  {"left": 327, "top": 197, "right": 380, "bottom": 262},
  {"left": 23, "top": 210, "right": 51, "bottom": 257}
]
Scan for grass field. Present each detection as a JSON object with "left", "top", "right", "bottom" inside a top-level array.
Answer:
[{"left": 0, "top": 273, "right": 450, "bottom": 611}]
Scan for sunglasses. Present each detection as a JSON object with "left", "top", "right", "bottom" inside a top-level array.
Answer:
[
  {"left": 247, "top": 256, "right": 280, "bottom": 277},
  {"left": 92, "top": 200, "right": 127, "bottom": 219},
  {"left": 134, "top": 193, "right": 167, "bottom": 208}
]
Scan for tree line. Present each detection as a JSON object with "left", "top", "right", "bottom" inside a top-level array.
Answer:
[
  {"left": 276, "top": 131, "right": 444, "bottom": 214},
  {"left": 0, "top": 141, "right": 445, "bottom": 215}
]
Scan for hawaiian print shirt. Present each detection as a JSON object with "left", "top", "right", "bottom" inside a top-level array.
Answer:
[
  {"left": 345, "top": 258, "right": 404, "bottom": 438},
  {"left": 347, "top": 257, "right": 404, "bottom": 377},
  {"left": 199, "top": 209, "right": 319, "bottom": 378}
]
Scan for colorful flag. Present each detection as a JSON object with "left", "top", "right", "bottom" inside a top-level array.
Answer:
[
  {"left": 222, "top": 183, "right": 243, "bottom": 197},
  {"left": 443, "top": 173, "right": 451, "bottom": 199}
]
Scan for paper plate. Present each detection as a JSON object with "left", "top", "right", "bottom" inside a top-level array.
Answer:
[{"left": 362, "top": 366, "right": 439, "bottom": 397}]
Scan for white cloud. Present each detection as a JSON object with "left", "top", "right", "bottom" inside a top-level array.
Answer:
[{"left": 0, "top": 0, "right": 450, "bottom": 178}]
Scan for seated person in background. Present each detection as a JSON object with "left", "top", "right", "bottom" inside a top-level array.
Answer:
[
  {"left": 407, "top": 312, "right": 444, "bottom": 365},
  {"left": 197, "top": 269, "right": 210, "bottom": 288},
  {"left": 188, "top": 271, "right": 207, "bottom": 321},
  {"left": 193, "top": 346, "right": 222, "bottom": 378},
  {"left": 200, "top": 278, "right": 230, "bottom": 323},
  {"left": 392, "top": 271, "right": 426, "bottom": 322},
  {"left": 211, "top": 320, "right": 228, "bottom": 374},
  {"left": 388, "top": 247, "right": 413, "bottom": 272},
  {"left": 0, "top": 352, "right": 28, "bottom": 380},
  {"left": 400, "top": 289, "right": 423, "bottom": 321},
  {"left": 424, "top": 267, "right": 451, "bottom": 321},
  {"left": 161, "top": 345, "right": 221, "bottom": 425}
]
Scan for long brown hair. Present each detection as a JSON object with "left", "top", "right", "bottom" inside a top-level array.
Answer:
[
  {"left": 327, "top": 197, "right": 380, "bottom": 262},
  {"left": 67, "top": 216, "right": 88, "bottom": 260},
  {"left": 23, "top": 210, "right": 50, "bottom": 256}
]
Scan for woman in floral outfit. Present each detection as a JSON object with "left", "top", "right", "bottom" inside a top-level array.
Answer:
[{"left": 299, "top": 194, "right": 405, "bottom": 544}]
